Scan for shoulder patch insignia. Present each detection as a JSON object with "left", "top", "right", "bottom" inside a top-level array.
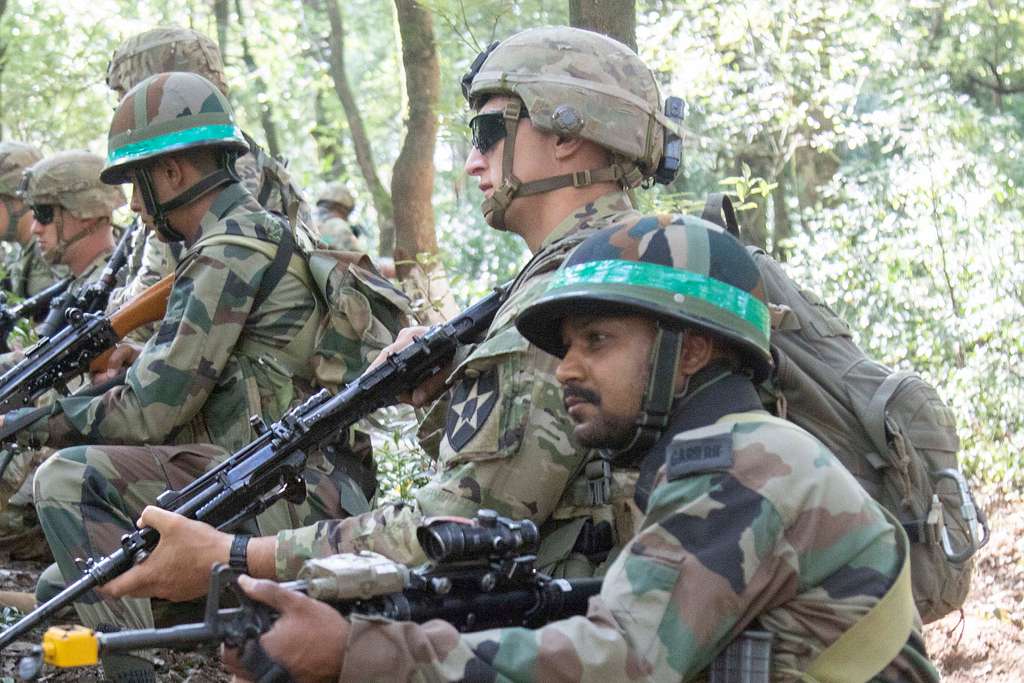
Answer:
[
  {"left": 666, "top": 426, "right": 734, "bottom": 481},
  {"left": 444, "top": 367, "right": 499, "bottom": 452}
]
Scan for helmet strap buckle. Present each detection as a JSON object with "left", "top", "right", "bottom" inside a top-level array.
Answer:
[{"left": 571, "top": 170, "right": 592, "bottom": 188}]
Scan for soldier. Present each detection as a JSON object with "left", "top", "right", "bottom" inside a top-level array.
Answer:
[
  {"left": 0, "top": 151, "right": 125, "bottom": 559},
  {"left": 221, "top": 219, "right": 940, "bottom": 682},
  {"left": 316, "top": 182, "right": 366, "bottom": 252},
  {"left": 104, "top": 25, "right": 321, "bottom": 318},
  {"left": 0, "top": 141, "right": 66, "bottom": 298},
  {"left": 19, "top": 72, "right": 375, "bottom": 683},
  {"left": 96, "top": 27, "right": 680, "bottom": 606}
]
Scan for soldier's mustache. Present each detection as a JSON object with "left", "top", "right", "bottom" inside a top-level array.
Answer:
[{"left": 562, "top": 383, "right": 600, "bottom": 408}]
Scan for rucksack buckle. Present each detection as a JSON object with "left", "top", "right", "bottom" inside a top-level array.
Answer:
[
  {"left": 933, "top": 468, "right": 990, "bottom": 563},
  {"left": 585, "top": 459, "right": 612, "bottom": 507}
]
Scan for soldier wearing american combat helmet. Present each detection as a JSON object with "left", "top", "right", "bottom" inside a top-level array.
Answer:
[
  {"left": 0, "top": 151, "right": 124, "bottom": 561},
  {"left": 0, "top": 141, "right": 67, "bottom": 299},
  {"left": 316, "top": 182, "right": 367, "bottom": 252},
  {"left": 19, "top": 72, "right": 381, "bottom": 682}
]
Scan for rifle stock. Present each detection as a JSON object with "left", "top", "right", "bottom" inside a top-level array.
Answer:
[
  {"left": 89, "top": 273, "right": 174, "bottom": 372},
  {"left": 0, "top": 274, "right": 172, "bottom": 416},
  {"left": 0, "top": 283, "right": 508, "bottom": 652}
]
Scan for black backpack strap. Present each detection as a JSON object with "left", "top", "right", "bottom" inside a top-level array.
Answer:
[
  {"left": 701, "top": 193, "right": 740, "bottom": 238},
  {"left": 251, "top": 228, "right": 295, "bottom": 313}
]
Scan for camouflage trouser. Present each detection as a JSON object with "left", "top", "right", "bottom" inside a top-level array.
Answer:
[
  {"left": 34, "top": 442, "right": 371, "bottom": 682},
  {"left": 0, "top": 446, "right": 53, "bottom": 561}
]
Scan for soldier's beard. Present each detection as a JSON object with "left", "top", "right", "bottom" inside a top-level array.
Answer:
[{"left": 563, "top": 383, "right": 639, "bottom": 450}]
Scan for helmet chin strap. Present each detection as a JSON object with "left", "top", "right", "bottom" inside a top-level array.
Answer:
[
  {"left": 2, "top": 198, "right": 28, "bottom": 242},
  {"left": 134, "top": 153, "right": 239, "bottom": 243},
  {"left": 481, "top": 100, "right": 645, "bottom": 231},
  {"left": 46, "top": 208, "right": 99, "bottom": 266}
]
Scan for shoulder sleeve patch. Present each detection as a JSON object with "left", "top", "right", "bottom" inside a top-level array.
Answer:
[{"left": 666, "top": 423, "right": 735, "bottom": 481}]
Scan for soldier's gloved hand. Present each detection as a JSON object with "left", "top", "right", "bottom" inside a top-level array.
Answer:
[
  {"left": 91, "top": 341, "right": 144, "bottom": 383},
  {"left": 100, "top": 506, "right": 232, "bottom": 602},
  {"left": 368, "top": 325, "right": 452, "bottom": 407},
  {"left": 222, "top": 575, "right": 348, "bottom": 683}
]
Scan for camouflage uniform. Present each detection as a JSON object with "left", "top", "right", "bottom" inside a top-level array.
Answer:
[
  {"left": 0, "top": 142, "right": 67, "bottom": 297},
  {"left": 27, "top": 73, "right": 379, "bottom": 682},
  {"left": 273, "top": 25, "right": 676, "bottom": 578},
  {"left": 316, "top": 182, "right": 366, "bottom": 251},
  {"left": 336, "top": 214, "right": 939, "bottom": 681},
  {"left": 105, "top": 25, "right": 320, "bottom": 251},
  {"left": 274, "top": 192, "right": 637, "bottom": 578},
  {"left": 0, "top": 150, "right": 124, "bottom": 558}
]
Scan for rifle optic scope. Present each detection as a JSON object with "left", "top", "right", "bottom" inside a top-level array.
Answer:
[{"left": 417, "top": 510, "right": 538, "bottom": 564}]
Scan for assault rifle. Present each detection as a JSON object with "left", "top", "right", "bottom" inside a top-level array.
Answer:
[
  {"left": 36, "top": 220, "right": 137, "bottom": 338},
  {"left": 0, "top": 276, "right": 72, "bottom": 353},
  {"left": 18, "top": 512, "right": 602, "bottom": 680},
  {"left": 0, "top": 273, "right": 173, "bottom": 417},
  {"left": 0, "top": 283, "right": 508, "bottom": 651}
]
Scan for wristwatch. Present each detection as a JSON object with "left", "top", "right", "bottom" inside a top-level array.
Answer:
[{"left": 229, "top": 534, "right": 251, "bottom": 573}]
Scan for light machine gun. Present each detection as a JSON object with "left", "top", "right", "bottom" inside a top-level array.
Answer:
[
  {"left": 18, "top": 512, "right": 603, "bottom": 681},
  {"left": 0, "top": 283, "right": 508, "bottom": 651}
]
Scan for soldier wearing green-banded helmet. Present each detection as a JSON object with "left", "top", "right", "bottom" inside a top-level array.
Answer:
[
  {"left": 198, "top": 220, "right": 937, "bottom": 683},
  {"left": 28, "top": 70, "right": 373, "bottom": 683},
  {"left": 0, "top": 141, "right": 66, "bottom": 298},
  {"left": 105, "top": 26, "right": 316, "bottom": 246}
]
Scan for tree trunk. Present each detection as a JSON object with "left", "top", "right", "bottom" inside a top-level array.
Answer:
[
  {"left": 322, "top": 0, "right": 395, "bottom": 254},
  {"left": 212, "top": 0, "right": 230, "bottom": 57},
  {"left": 234, "top": 0, "right": 281, "bottom": 158},
  {"left": 391, "top": 0, "right": 456, "bottom": 320},
  {"left": 569, "top": 0, "right": 636, "bottom": 52},
  {"left": 312, "top": 91, "right": 345, "bottom": 179},
  {"left": 0, "top": 0, "right": 8, "bottom": 140}
]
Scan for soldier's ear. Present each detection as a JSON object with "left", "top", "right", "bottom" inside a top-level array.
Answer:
[
  {"left": 553, "top": 134, "right": 586, "bottom": 162},
  {"left": 675, "top": 329, "right": 714, "bottom": 388}
]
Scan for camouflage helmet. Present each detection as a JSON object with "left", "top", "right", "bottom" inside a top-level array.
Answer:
[
  {"left": 462, "top": 26, "right": 674, "bottom": 179},
  {"left": 102, "top": 71, "right": 248, "bottom": 185},
  {"left": 20, "top": 151, "right": 125, "bottom": 219},
  {"left": 317, "top": 182, "right": 355, "bottom": 211},
  {"left": 107, "top": 26, "right": 228, "bottom": 97},
  {"left": 0, "top": 142, "right": 43, "bottom": 197},
  {"left": 517, "top": 216, "right": 772, "bottom": 382}
]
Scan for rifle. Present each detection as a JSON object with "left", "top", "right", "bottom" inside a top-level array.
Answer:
[
  {"left": 0, "top": 272, "right": 173, "bottom": 418},
  {"left": 0, "top": 283, "right": 508, "bottom": 651},
  {"left": 17, "top": 512, "right": 602, "bottom": 680},
  {"left": 36, "top": 219, "right": 137, "bottom": 338},
  {"left": 0, "top": 277, "right": 73, "bottom": 353}
]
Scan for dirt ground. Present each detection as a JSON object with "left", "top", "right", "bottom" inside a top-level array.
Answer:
[{"left": 1, "top": 487, "right": 1021, "bottom": 681}]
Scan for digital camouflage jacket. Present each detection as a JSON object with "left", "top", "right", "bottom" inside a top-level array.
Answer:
[
  {"left": 5, "top": 238, "right": 68, "bottom": 299},
  {"left": 274, "top": 192, "right": 639, "bottom": 577}
]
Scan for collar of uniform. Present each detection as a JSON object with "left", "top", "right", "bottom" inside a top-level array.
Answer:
[
  {"left": 539, "top": 191, "right": 635, "bottom": 250},
  {"left": 75, "top": 247, "right": 113, "bottom": 285},
  {"left": 197, "top": 181, "right": 248, "bottom": 237},
  {"left": 633, "top": 372, "right": 765, "bottom": 511}
]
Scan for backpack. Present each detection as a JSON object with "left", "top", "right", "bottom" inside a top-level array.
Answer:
[
  {"left": 702, "top": 194, "right": 988, "bottom": 623},
  {"left": 186, "top": 233, "right": 412, "bottom": 392}
]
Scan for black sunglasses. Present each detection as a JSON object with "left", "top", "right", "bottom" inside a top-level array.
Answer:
[
  {"left": 469, "top": 110, "right": 529, "bottom": 155},
  {"left": 31, "top": 204, "right": 56, "bottom": 225}
]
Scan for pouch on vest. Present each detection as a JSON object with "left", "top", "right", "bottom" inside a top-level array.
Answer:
[
  {"left": 305, "top": 249, "right": 412, "bottom": 390},
  {"left": 700, "top": 195, "right": 988, "bottom": 623}
]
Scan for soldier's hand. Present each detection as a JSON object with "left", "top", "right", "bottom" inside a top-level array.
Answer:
[
  {"left": 222, "top": 575, "right": 347, "bottom": 683},
  {"left": 368, "top": 325, "right": 451, "bottom": 406},
  {"left": 100, "top": 506, "right": 231, "bottom": 602},
  {"left": 92, "top": 342, "right": 143, "bottom": 383}
]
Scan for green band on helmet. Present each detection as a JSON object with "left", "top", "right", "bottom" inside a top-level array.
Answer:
[
  {"left": 551, "top": 260, "right": 771, "bottom": 338},
  {"left": 107, "top": 124, "right": 243, "bottom": 167}
]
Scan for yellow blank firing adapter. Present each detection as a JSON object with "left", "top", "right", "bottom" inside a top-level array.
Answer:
[{"left": 41, "top": 625, "right": 100, "bottom": 667}]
